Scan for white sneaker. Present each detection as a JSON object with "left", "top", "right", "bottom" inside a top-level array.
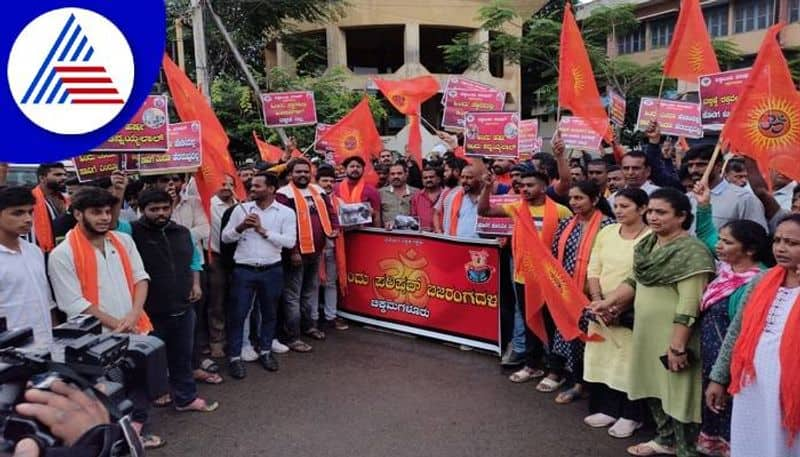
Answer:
[
  {"left": 584, "top": 413, "right": 617, "bottom": 428},
  {"left": 271, "top": 339, "right": 290, "bottom": 354},
  {"left": 608, "top": 418, "right": 643, "bottom": 438},
  {"left": 241, "top": 345, "right": 259, "bottom": 362}
]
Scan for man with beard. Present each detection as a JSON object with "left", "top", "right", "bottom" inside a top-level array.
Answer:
[
  {"left": 570, "top": 165, "right": 587, "bottom": 182},
  {"left": 131, "top": 189, "right": 219, "bottom": 413},
  {"left": 586, "top": 159, "right": 610, "bottom": 196},
  {"left": 28, "top": 162, "right": 68, "bottom": 253},
  {"left": 223, "top": 172, "right": 296, "bottom": 379},
  {"left": 606, "top": 165, "right": 624, "bottom": 194},
  {"left": 443, "top": 157, "right": 468, "bottom": 190},
  {"left": 436, "top": 165, "right": 484, "bottom": 238},
  {"left": 374, "top": 163, "right": 389, "bottom": 189},
  {"left": 379, "top": 149, "right": 395, "bottom": 167},
  {"left": 379, "top": 162, "right": 419, "bottom": 228},
  {"left": 276, "top": 158, "right": 340, "bottom": 350},
  {"left": 492, "top": 158, "right": 516, "bottom": 187},
  {"left": 410, "top": 165, "right": 444, "bottom": 231},
  {"left": 508, "top": 164, "right": 529, "bottom": 195},
  {"left": 335, "top": 156, "right": 382, "bottom": 228},
  {"left": 607, "top": 150, "right": 661, "bottom": 209},
  {"left": 0, "top": 186, "right": 53, "bottom": 348},
  {"left": 47, "top": 187, "right": 162, "bottom": 448},
  {"left": 207, "top": 174, "right": 237, "bottom": 358},
  {"left": 685, "top": 145, "right": 767, "bottom": 230}
]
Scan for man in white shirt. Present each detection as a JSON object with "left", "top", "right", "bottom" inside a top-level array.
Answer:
[
  {"left": 222, "top": 172, "right": 296, "bottom": 380},
  {"left": 0, "top": 186, "right": 53, "bottom": 348},
  {"left": 771, "top": 170, "right": 796, "bottom": 211},
  {"left": 608, "top": 150, "right": 660, "bottom": 208},
  {"left": 207, "top": 174, "right": 236, "bottom": 357}
]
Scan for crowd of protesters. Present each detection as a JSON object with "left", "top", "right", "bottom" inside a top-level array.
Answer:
[{"left": 0, "top": 119, "right": 798, "bottom": 456}]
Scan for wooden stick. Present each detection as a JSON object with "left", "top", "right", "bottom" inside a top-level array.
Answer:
[{"left": 701, "top": 142, "right": 723, "bottom": 185}]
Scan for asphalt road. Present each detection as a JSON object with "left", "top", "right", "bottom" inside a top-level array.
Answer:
[{"left": 150, "top": 325, "right": 642, "bottom": 457}]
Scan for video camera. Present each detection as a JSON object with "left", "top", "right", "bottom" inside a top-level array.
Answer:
[{"left": 0, "top": 315, "right": 168, "bottom": 454}]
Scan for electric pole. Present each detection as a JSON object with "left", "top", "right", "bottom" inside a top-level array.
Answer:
[{"left": 190, "top": 0, "right": 211, "bottom": 101}]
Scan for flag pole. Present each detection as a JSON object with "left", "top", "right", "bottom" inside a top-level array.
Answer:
[{"left": 700, "top": 141, "right": 722, "bottom": 184}]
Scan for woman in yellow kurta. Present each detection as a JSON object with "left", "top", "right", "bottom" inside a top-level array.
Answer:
[
  {"left": 583, "top": 188, "right": 650, "bottom": 439},
  {"left": 592, "top": 188, "right": 715, "bottom": 457}
]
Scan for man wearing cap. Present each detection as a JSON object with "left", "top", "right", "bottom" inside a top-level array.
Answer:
[{"left": 335, "top": 156, "right": 382, "bottom": 228}]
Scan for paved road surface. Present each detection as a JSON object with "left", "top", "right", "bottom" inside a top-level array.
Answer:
[{"left": 150, "top": 325, "right": 642, "bottom": 457}]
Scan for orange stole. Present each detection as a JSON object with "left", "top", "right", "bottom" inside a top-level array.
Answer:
[{"left": 290, "top": 183, "right": 333, "bottom": 254}]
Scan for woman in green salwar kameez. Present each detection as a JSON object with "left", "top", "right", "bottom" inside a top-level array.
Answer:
[{"left": 591, "top": 188, "right": 715, "bottom": 457}]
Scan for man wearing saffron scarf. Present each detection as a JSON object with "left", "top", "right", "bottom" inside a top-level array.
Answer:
[
  {"left": 315, "top": 165, "right": 349, "bottom": 331},
  {"left": 27, "top": 162, "right": 68, "bottom": 252},
  {"left": 436, "top": 164, "right": 483, "bottom": 238},
  {"left": 47, "top": 187, "right": 159, "bottom": 446},
  {"left": 276, "top": 158, "right": 340, "bottom": 351},
  {"left": 334, "top": 156, "right": 381, "bottom": 228}
]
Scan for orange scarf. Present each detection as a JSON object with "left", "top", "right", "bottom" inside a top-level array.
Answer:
[
  {"left": 339, "top": 179, "right": 365, "bottom": 204},
  {"left": 67, "top": 228, "right": 153, "bottom": 334},
  {"left": 291, "top": 183, "right": 333, "bottom": 255},
  {"left": 446, "top": 189, "right": 466, "bottom": 236},
  {"left": 729, "top": 266, "right": 800, "bottom": 446},
  {"left": 32, "top": 186, "right": 55, "bottom": 252},
  {"left": 512, "top": 197, "right": 559, "bottom": 279},
  {"left": 556, "top": 210, "right": 603, "bottom": 294}
]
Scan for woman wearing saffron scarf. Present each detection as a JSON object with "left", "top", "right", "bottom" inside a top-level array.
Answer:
[
  {"left": 536, "top": 181, "right": 614, "bottom": 402},
  {"left": 694, "top": 181, "right": 770, "bottom": 457},
  {"left": 592, "top": 188, "right": 715, "bottom": 457},
  {"left": 706, "top": 214, "right": 800, "bottom": 457}
]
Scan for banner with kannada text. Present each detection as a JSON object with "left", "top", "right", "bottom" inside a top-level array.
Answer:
[
  {"left": 636, "top": 97, "right": 703, "bottom": 138},
  {"left": 557, "top": 116, "right": 604, "bottom": 151},
  {"left": 463, "top": 112, "right": 519, "bottom": 159},
  {"left": 477, "top": 195, "right": 518, "bottom": 236},
  {"left": 698, "top": 68, "right": 751, "bottom": 130},
  {"left": 93, "top": 95, "right": 169, "bottom": 152},
  {"left": 138, "top": 121, "right": 202, "bottom": 175},
  {"left": 607, "top": 88, "right": 626, "bottom": 128},
  {"left": 518, "top": 119, "right": 540, "bottom": 157},
  {"left": 441, "top": 88, "right": 505, "bottom": 130},
  {"left": 340, "top": 230, "right": 501, "bottom": 351},
  {"left": 260, "top": 91, "right": 317, "bottom": 127}
]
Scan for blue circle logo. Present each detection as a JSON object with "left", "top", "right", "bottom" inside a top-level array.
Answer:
[{"left": 1, "top": 0, "right": 166, "bottom": 162}]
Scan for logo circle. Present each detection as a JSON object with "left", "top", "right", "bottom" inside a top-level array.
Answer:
[
  {"left": 758, "top": 109, "right": 790, "bottom": 138},
  {"left": 7, "top": 8, "right": 134, "bottom": 135}
]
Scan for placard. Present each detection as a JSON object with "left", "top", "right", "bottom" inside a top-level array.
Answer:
[
  {"left": 441, "top": 76, "right": 494, "bottom": 105},
  {"left": 698, "top": 68, "right": 751, "bottom": 130},
  {"left": 137, "top": 121, "right": 202, "bottom": 175},
  {"left": 73, "top": 154, "right": 123, "bottom": 182},
  {"left": 608, "top": 88, "right": 627, "bottom": 127},
  {"left": 314, "top": 123, "right": 333, "bottom": 154},
  {"left": 260, "top": 91, "right": 317, "bottom": 127},
  {"left": 476, "top": 195, "right": 519, "bottom": 236},
  {"left": 93, "top": 95, "right": 169, "bottom": 152},
  {"left": 463, "top": 112, "right": 519, "bottom": 159},
  {"left": 518, "top": 119, "right": 540, "bottom": 156},
  {"left": 441, "top": 89, "right": 505, "bottom": 130},
  {"left": 557, "top": 116, "right": 604, "bottom": 151},
  {"left": 636, "top": 97, "right": 703, "bottom": 139}
]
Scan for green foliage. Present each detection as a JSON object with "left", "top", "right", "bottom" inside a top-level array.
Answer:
[
  {"left": 440, "top": 32, "right": 487, "bottom": 72},
  {"left": 712, "top": 39, "right": 743, "bottom": 70}
]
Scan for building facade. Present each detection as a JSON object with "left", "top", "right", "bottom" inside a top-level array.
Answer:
[{"left": 270, "top": 0, "right": 545, "bottom": 132}]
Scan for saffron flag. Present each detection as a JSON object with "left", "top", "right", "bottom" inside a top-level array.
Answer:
[
  {"left": 663, "top": 0, "right": 720, "bottom": 83},
  {"left": 373, "top": 76, "right": 440, "bottom": 164},
  {"left": 513, "top": 202, "right": 602, "bottom": 343},
  {"left": 558, "top": 3, "right": 611, "bottom": 141},
  {"left": 319, "top": 97, "right": 384, "bottom": 163},
  {"left": 253, "top": 131, "right": 283, "bottom": 163},
  {"left": 720, "top": 24, "right": 800, "bottom": 178},
  {"left": 162, "top": 54, "right": 245, "bottom": 217}
]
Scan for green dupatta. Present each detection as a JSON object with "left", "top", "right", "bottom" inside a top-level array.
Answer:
[{"left": 633, "top": 232, "right": 715, "bottom": 287}]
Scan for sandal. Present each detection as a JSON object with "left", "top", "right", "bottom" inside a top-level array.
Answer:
[
  {"left": 508, "top": 367, "right": 545, "bottom": 383},
  {"left": 199, "top": 358, "right": 220, "bottom": 373},
  {"left": 627, "top": 440, "right": 676, "bottom": 456},
  {"left": 141, "top": 433, "right": 166, "bottom": 450},
  {"left": 535, "top": 376, "right": 565, "bottom": 393},
  {"left": 555, "top": 385, "right": 587, "bottom": 404},
  {"left": 153, "top": 394, "right": 172, "bottom": 408},
  {"left": 175, "top": 397, "right": 219, "bottom": 413},
  {"left": 304, "top": 328, "right": 326, "bottom": 341},
  {"left": 193, "top": 369, "right": 224, "bottom": 385}
]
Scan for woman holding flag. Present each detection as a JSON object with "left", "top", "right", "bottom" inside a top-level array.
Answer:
[
  {"left": 591, "top": 188, "right": 714, "bottom": 457},
  {"left": 537, "top": 181, "right": 614, "bottom": 402}
]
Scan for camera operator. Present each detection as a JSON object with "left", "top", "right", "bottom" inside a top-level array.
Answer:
[
  {"left": 10, "top": 381, "right": 127, "bottom": 457},
  {"left": 46, "top": 188, "right": 163, "bottom": 449},
  {"left": 0, "top": 187, "right": 53, "bottom": 349}
]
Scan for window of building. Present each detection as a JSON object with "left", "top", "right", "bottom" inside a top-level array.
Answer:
[
  {"left": 345, "top": 26, "right": 405, "bottom": 74},
  {"left": 420, "top": 26, "right": 472, "bottom": 74},
  {"left": 617, "top": 24, "right": 646, "bottom": 55},
  {"left": 650, "top": 16, "right": 676, "bottom": 49},
  {"left": 790, "top": 0, "right": 800, "bottom": 22},
  {"left": 704, "top": 5, "right": 729, "bottom": 38},
  {"left": 734, "top": 0, "right": 775, "bottom": 33}
]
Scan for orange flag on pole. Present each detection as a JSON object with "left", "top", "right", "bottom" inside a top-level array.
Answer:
[
  {"left": 162, "top": 54, "right": 245, "bottom": 217},
  {"left": 253, "top": 131, "right": 283, "bottom": 163},
  {"left": 663, "top": 0, "right": 720, "bottom": 83},
  {"left": 319, "top": 97, "right": 384, "bottom": 164},
  {"left": 720, "top": 24, "right": 800, "bottom": 179},
  {"left": 558, "top": 3, "right": 611, "bottom": 141},
  {"left": 513, "top": 202, "right": 602, "bottom": 343},
  {"left": 373, "top": 76, "right": 440, "bottom": 164}
]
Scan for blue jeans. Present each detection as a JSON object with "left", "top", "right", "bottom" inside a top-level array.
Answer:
[
  {"left": 227, "top": 264, "right": 283, "bottom": 359},
  {"left": 510, "top": 257, "right": 526, "bottom": 354},
  {"left": 150, "top": 309, "right": 197, "bottom": 407}
]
